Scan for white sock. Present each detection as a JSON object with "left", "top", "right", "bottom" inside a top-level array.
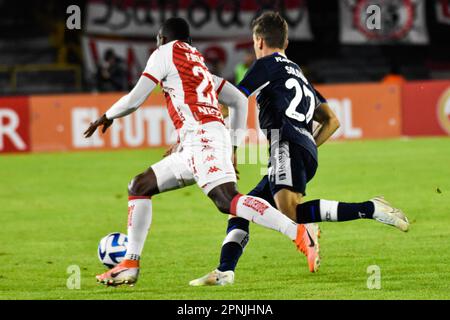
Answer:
[
  {"left": 319, "top": 199, "right": 339, "bottom": 222},
  {"left": 125, "top": 196, "right": 152, "bottom": 260},
  {"left": 231, "top": 194, "right": 297, "bottom": 240}
]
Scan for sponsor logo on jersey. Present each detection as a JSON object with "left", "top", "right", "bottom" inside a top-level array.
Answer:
[
  {"left": 275, "top": 56, "right": 294, "bottom": 64},
  {"left": 197, "top": 105, "right": 223, "bottom": 117}
]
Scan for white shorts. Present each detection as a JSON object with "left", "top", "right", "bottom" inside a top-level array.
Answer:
[{"left": 151, "top": 121, "right": 237, "bottom": 195}]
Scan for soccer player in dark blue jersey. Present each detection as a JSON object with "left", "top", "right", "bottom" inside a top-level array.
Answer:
[{"left": 190, "top": 12, "right": 409, "bottom": 286}]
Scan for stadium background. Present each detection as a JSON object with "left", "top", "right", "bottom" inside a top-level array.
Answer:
[
  {"left": 0, "top": 0, "right": 449, "bottom": 300},
  {"left": 1, "top": 0, "right": 450, "bottom": 153}
]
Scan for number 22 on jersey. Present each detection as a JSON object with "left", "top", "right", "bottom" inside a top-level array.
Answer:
[
  {"left": 192, "top": 65, "right": 216, "bottom": 105},
  {"left": 284, "top": 78, "right": 315, "bottom": 124}
]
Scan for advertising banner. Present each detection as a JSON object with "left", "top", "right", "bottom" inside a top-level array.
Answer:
[
  {"left": 402, "top": 80, "right": 450, "bottom": 136},
  {"left": 5, "top": 81, "right": 448, "bottom": 154},
  {"left": 0, "top": 97, "right": 30, "bottom": 153},
  {"left": 29, "top": 91, "right": 176, "bottom": 152},
  {"left": 315, "top": 83, "right": 402, "bottom": 140}
]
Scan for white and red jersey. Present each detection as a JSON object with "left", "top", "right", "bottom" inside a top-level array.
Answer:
[{"left": 143, "top": 40, "right": 225, "bottom": 130}]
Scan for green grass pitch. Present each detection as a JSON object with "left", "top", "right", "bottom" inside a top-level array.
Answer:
[{"left": 1, "top": 137, "right": 449, "bottom": 300}]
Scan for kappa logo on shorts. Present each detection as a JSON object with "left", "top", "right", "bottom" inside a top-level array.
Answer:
[
  {"left": 202, "top": 145, "right": 213, "bottom": 151},
  {"left": 207, "top": 166, "right": 222, "bottom": 174},
  {"left": 205, "top": 155, "right": 217, "bottom": 162},
  {"left": 243, "top": 197, "right": 269, "bottom": 215},
  {"left": 190, "top": 156, "right": 198, "bottom": 175}
]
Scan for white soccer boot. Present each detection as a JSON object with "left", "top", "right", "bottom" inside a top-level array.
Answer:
[
  {"left": 189, "top": 269, "right": 235, "bottom": 286},
  {"left": 371, "top": 196, "right": 410, "bottom": 232}
]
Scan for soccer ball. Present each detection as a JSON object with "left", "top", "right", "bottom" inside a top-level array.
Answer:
[{"left": 98, "top": 232, "right": 128, "bottom": 269}]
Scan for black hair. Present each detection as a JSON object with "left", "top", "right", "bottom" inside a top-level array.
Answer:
[
  {"left": 161, "top": 17, "right": 192, "bottom": 44},
  {"left": 104, "top": 48, "right": 116, "bottom": 61}
]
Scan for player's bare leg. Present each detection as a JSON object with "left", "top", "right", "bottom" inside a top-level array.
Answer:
[
  {"left": 274, "top": 189, "right": 320, "bottom": 273},
  {"left": 96, "top": 168, "right": 159, "bottom": 286}
]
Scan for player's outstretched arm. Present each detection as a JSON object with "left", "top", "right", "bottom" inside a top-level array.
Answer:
[
  {"left": 104, "top": 76, "right": 157, "bottom": 120},
  {"left": 83, "top": 76, "right": 156, "bottom": 138},
  {"left": 85, "top": 45, "right": 167, "bottom": 139},
  {"left": 313, "top": 102, "right": 340, "bottom": 147}
]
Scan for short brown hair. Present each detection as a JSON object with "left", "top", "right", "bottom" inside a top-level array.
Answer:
[{"left": 252, "top": 11, "right": 288, "bottom": 49}]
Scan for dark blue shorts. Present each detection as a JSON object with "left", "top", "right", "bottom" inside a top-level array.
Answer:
[{"left": 248, "top": 141, "right": 317, "bottom": 203}]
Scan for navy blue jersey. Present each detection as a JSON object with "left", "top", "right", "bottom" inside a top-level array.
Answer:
[{"left": 238, "top": 53, "right": 326, "bottom": 161}]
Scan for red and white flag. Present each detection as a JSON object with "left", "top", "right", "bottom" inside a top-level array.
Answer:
[
  {"left": 436, "top": 0, "right": 450, "bottom": 25},
  {"left": 85, "top": 0, "right": 313, "bottom": 40}
]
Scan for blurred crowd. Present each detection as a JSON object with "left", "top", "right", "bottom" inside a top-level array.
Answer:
[
  {"left": 1, "top": 0, "right": 448, "bottom": 95},
  {"left": 95, "top": 47, "right": 256, "bottom": 92}
]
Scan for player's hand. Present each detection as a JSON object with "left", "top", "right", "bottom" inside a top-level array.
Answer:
[
  {"left": 163, "top": 142, "right": 179, "bottom": 157},
  {"left": 84, "top": 114, "right": 113, "bottom": 138},
  {"left": 232, "top": 146, "right": 240, "bottom": 180}
]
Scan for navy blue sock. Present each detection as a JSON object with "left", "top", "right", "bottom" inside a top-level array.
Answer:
[
  {"left": 217, "top": 217, "right": 249, "bottom": 272},
  {"left": 337, "top": 201, "right": 374, "bottom": 221},
  {"left": 296, "top": 200, "right": 375, "bottom": 223}
]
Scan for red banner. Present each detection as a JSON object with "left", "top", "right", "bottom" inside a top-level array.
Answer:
[
  {"left": 402, "top": 80, "right": 450, "bottom": 136},
  {"left": 0, "top": 97, "right": 30, "bottom": 153}
]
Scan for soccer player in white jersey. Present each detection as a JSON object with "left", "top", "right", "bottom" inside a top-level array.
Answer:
[{"left": 84, "top": 17, "right": 320, "bottom": 287}]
